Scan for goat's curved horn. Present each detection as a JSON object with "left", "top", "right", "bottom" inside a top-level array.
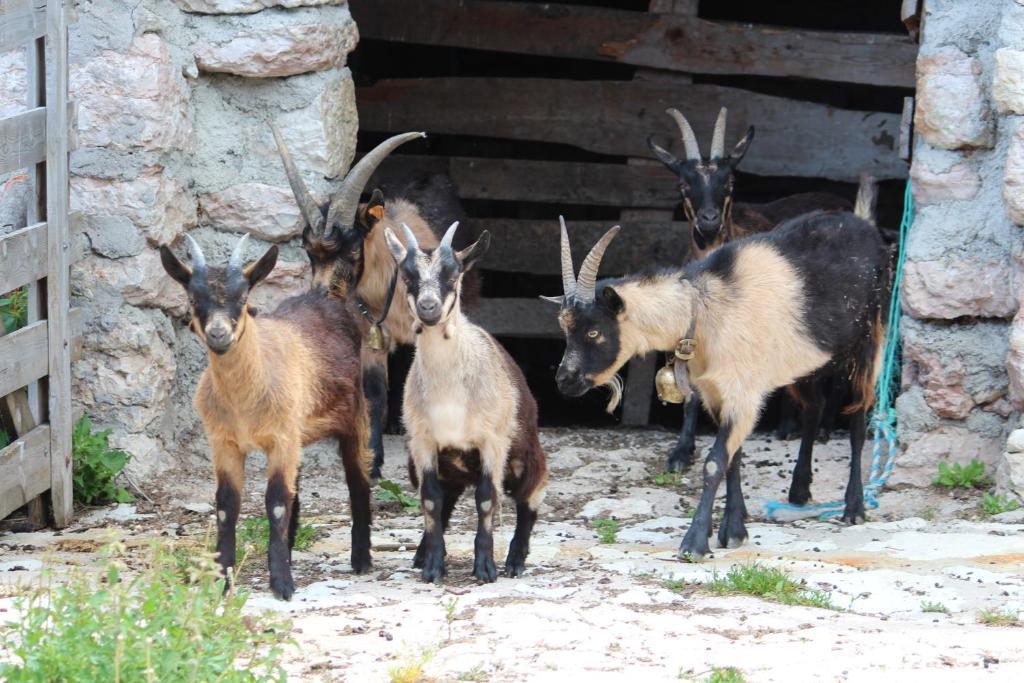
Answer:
[
  {"left": 271, "top": 124, "right": 324, "bottom": 235},
  {"left": 401, "top": 222, "right": 420, "bottom": 253},
  {"left": 576, "top": 226, "right": 621, "bottom": 304},
  {"left": 228, "top": 233, "right": 250, "bottom": 275},
  {"left": 325, "top": 131, "right": 426, "bottom": 231},
  {"left": 710, "top": 107, "right": 728, "bottom": 160},
  {"left": 666, "top": 108, "right": 701, "bottom": 161},
  {"left": 183, "top": 233, "right": 207, "bottom": 277},
  {"left": 439, "top": 221, "right": 459, "bottom": 252},
  {"left": 558, "top": 216, "right": 576, "bottom": 299}
]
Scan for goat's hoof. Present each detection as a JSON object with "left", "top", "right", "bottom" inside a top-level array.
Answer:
[
  {"left": 473, "top": 555, "right": 498, "bottom": 583},
  {"left": 666, "top": 446, "right": 695, "bottom": 472},
  {"left": 370, "top": 466, "right": 383, "bottom": 482},
  {"left": 788, "top": 486, "right": 812, "bottom": 506},
  {"left": 270, "top": 575, "right": 295, "bottom": 601},
  {"left": 420, "top": 553, "right": 446, "bottom": 584},
  {"left": 351, "top": 553, "right": 373, "bottom": 574},
  {"left": 841, "top": 509, "right": 866, "bottom": 525},
  {"left": 816, "top": 430, "right": 832, "bottom": 444},
  {"left": 504, "top": 559, "right": 527, "bottom": 578},
  {"left": 677, "top": 535, "right": 710, "bottom": 562},
  {"left": 717, "top": 525, "right": 748, "bottom": 549}
]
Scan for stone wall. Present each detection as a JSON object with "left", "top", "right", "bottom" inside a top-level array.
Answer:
[
  {"left": 898, "top": 0, "right": 1024, "bottom": 497},
  {"left": 2, "top": 0, "right": 359, "bottom": 476}
]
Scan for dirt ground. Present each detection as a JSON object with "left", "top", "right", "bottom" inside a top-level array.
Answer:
[{"left": 2, "top": 427, "right": 1023, "bottom": 681}]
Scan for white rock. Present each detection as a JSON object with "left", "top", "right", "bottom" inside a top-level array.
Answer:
[
  {"left": 71, "top": 171, "right": 197, "bottom": 247},
  {"left": 915, "top": 47, "right": 993, "bottom": 149},
  {"left": 273, "top": 74, "right": 358, "bottom": 179},
  {"left": 993, "top": 48, "right": 1024, "bottom": 115},
  {"left": 1006, "top": 429, "right": 1024, "bottom": 454},
  {"left": 194, "top": 23, "right": 358, "bottom": 79},
  {"left": 901, "top": 258, "right": 1017, "bottom": 320},
  {"left": 199, "top": 183, "right": 311, "bottom": 242}
]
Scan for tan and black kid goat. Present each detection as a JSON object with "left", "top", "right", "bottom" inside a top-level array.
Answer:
[
  {"left": 385, "top": 222, "right": 548, "bottom": 583},
  {"left": 544, "top": 210, "right": 890, "bottom": 560},
  {"left": 160, "top": 234, "right": 372, "bottom": 600}
]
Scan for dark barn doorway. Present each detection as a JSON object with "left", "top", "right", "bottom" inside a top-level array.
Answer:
[{"left": 348, "top": 0, "right": 915, "bottom": 434}]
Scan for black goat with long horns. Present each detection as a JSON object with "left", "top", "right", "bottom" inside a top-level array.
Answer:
[
  {"left": 544, "top": 212, "right": 889, "bottom": 559},
  {"left": 272, "top": 127, "right": 478, "bottom": 479}
]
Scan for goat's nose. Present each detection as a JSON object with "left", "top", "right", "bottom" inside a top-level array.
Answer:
[
  {"left": 207, "top": 327, "right": 230, "bottom": 344},
  {"left": 698, "top": 208, "right": 720, "bottom": 223},
  {"left": 419, "top": 299, "right": 439, "bottom": 314}
]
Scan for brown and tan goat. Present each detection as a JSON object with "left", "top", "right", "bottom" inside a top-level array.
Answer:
[
  {"left": 160, "top": 234, "right": 372, "bottom": 600},
  {"left": 385, "top": 222, "right": 547, "bottom": 583},
  {"left": 272, "top": 128, "right": 478, "bottom": 479}
]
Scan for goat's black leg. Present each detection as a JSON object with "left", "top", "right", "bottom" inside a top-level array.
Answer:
[
  {"left": 214, "top": 461, "right": 242, "bottom": 591},
  {"left": 339, "top": 430, "right": 373, "bottom": 574},
  {"left": 788, "top": 380, "right": 823, "bottom": 506},
  {"left": 363, "top": 361, "right": 389, "bottom": 480},
  {"left": 385, "top": 346, "right": 414, "bottom": 434},
  {"left": 413, "top": 481, "right": 463, "bottom": 569},
  {"left": 288, "top": 473, "right": 301, "bottom": 556},
  {"left": 505, "top": 500, "right": 539, "bottom": 578},
  {"left": 265, "top": 467, "right": 296, "bottom": 601},
  {"left": 667, "top": 391, "right": 701, "bottom": 471},
  {"left": 841, "top": 408, "right": 867, "bottom": 525},
  {"left": 817, "top": 377, "right": 845, "bottom": 444},
  {"left": 774, "top": 393, "right": 801, "bottom": 440},
  {"left": 419, "top": 468, "right": 446, "bottom": 583},
  {"left": 472, "top": 470, "right": 499, "bottom": 583},
  {"left": 678, "top": 421, "right": 731, "bottom": 560},
  {"left": 717, "top": 448, "right": 749, "bottom": 549}
]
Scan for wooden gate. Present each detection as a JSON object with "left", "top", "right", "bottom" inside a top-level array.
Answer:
[{"left": 0, "top": 0, "right": 75, "bottom": 526}]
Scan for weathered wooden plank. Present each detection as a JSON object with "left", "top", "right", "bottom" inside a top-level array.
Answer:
[
  {"left": 0, "top": 221, "right": 46, "bottom": 294},
  {"left": 472, "top": 297, "right": 560, "bottom": 338},
  {"left": 0, "top": 423, "right": 51, "bottom": 521},
  {"left": 357, "top": 78, "right": 906, "bottom": 181},
  {"left": 0, "top": 106, "right": 46, "bottom": 176},
  {"left": 0, "top": 319, "right": 47, "bottom": 400},
  {"left": 622, "top": 354, "right": 657, "bottom": 426},
  {"left": 352, "top": 0, "right": 916, "bottom": 88},
  {"left": 899, "top": 96, "right": 914, "bottom": 162},
  {"left": 0, "top": 0, "right": 46, "bottom": 52},
  {"left": 480, "top": 219, "right": 688, "bottom": 274},
  {"left": 374, "top": 155, "right": 680, "bottom": 208},
  {"left": 46, "top": 0, "right": 72, "bottom": 527}
]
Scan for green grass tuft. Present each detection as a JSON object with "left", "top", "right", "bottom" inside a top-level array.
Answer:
[
  {"left": 0, "top": 542, "right": 288, "bottom": 682},
  {"left": 663, "top": 577, "right": 688, "bottom": 593},
  {"left": 934, "top": 459, "right": 988, "bottom": 489},
  {"left": 377, "top": 479, "right": 421, "bottom": 513},
  {"left": 980, "top": 492, "right": 1021, "bottom": 516},
  {"left": 388, "top": 646, "right": 436, "bottom": 683},
  {"left": 704, "top": 562, "right": 834, "bottom": 610},
  {"left": 235, "top": 517, "right": 318, "bottom": 556},
  {"left": 977, "top": 608, "right": 1019, "bottom": 626},
  {"left": 593, "top": 518, "right": 618, "bottom": 544},
  {"left": 706, "top": 667, "right": 745, "bottom": 683},
  {"left": 920, "top": 601, "right": 949, "bottom": 614},
  {"left": 650, "top": 472, "right": 685, "bottom": 487}
]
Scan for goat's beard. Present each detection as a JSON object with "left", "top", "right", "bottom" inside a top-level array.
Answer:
[{"left": 602, "top": 374, "right": 624, "bottom": 414}]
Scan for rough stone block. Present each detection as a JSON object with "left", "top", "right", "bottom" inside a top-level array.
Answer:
[
  {"left": 73, "top": 249, "right": 188, "bottom": 315},
  {"left": 902, "top": 258, "right": 1017, "bottom": 320},
  {"left": 71, "top": 34, "right": 193, "bottom": 152},
  {"left": 248, "top": 259, "right": 311, "bottom": 313},
  {"left": 1004, "top": 126, "right": 1024, "bottom": 225},
  {"left": 910, "top": 155, "right": 980, "bottom": 205},
  {"left": 71, "top": 171, "right": 197, "bottom": 246},
  {"left": 83, "top": 215, "right": 147, "bottom": 259},
  {"left": 995, "top": 451, "right": 1024, "bottom": 500},
  {"left": 198, "top": 183, "right": 313, "bottom": 242},
  {"left": 194, "top": 22, "right": 358, "bottom": 78},
  {"left": 176, "top": 0, "right": 341, "bottom": 13},
  {"left": 274, "top": 74, "right": 358, "bottom": 179},
  {"left": 915, "top": 47, "right": 993, "bottom": 150},
  {"left": 890, "top": 425, "right": 1003, "bottom": 488},
  {"left": 994, "top": 48, "right": 1024, "bottom": 115}
]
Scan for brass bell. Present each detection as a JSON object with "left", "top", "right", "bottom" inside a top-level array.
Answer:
[
  {"left": 655, "top": 362, "right": 686, "bottom": 404},
  {"left": 366, "top": 324, "right": 386, "bottom": 352}
]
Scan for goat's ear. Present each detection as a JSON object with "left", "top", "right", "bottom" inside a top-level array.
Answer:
[
  {"left": 456, "top": 230, "right": 490, "bottom": 272},
  {"left": 357, "top": 189, "right": 386, "bottom": 235},
  {"left": 383, "top": 227, "right": 406, "bottom": 265},
  {"left": 729, "top": 126, "right": 755, "bottom": 168},
  {"left": 160, "top": 245, "right": 191, "bottom": 287},
  {"left": 601, "top": 286, "right": 625, "bottom": 315},
  {"left": 647, "top": 135, "right": 679, "bottom": 169},
  {"left": 244, "top": 245, "right": 278, "bottom": 288}
]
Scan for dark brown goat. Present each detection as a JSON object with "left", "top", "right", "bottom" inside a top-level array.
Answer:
[{"left": 160, "top": 234, "right": 372, "bottom": 600}]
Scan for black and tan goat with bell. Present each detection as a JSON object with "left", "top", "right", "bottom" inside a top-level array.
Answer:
[{"left": 543, "top": 212, "right": 890, "bottom": 560}]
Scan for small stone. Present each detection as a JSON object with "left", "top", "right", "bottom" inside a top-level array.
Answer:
[
  {"left": 182, "top": 502, "right": 215, "bottom": 515},
  {"left": 993, "top": 49, "right": 1024, "bottom": 115},
  {"left": 1006, "top": 429, "right": 1024, "bottom": 454},
  {"left": 915, "top": 47, "right": 993, "bottom": 150}
]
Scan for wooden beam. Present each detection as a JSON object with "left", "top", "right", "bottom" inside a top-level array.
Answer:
[
  {"left": 0, "top": 221, "right": 47, "bottom": 294},
  {"left": 621, "top": 354, "right": 657, "bottom": 426},
  {"left": 0, "top": 106, "right": 46, "bottom": 176},
  {"left": 899, "top": 96, "right": 914, "bottom": 162},
  {"left": 0, "top": 423, "right": 51, "bottom": 521},
  {"left": 46, "top": 0, "right": 72, "bottom": 527},
  {"left": 374, "top": 155, "right": 679, "bottom": 208},
  {"left": 0, "top": 319, "right": 47, "bottom": 400},
  {"left": 480, "top": 219, "right": 688, "bottom": 274},
  {"left": 351, "top": 0, "right": 916, "bottom": 89},
  {"left": 0, "top": 0, "right": 46, "bottom": 53},
  {"left": 472, "top": 298, "right": 560, "bottom": 338},
  {"left": 357, "top": 78, "right": 906, "bottom": 181}
]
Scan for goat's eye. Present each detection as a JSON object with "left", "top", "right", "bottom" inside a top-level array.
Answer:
[{"left": 587, "top": 330, "right": 599, "bottom": 339}]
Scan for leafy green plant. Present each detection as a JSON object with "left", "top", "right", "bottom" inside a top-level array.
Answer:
[
  {"left": 0, "top": 287, "right": 28, "bottom": 334},
  {"left": 377, "top": 479, "right": 420, "bottom": 513},
  {"left": 388, "top": 646, "right": 436, "bottom": 683},
  {"left": 705, "top": 562, "right": 834, "bottom": 610},
  {"left": 981, "top": 492, "right": 1021, "bottom": 516},
  {"left": 706, "top": 668, "right": 745, "bottom": 683},
  {"left": 977, "top": 608, "right": 1019, "bottom": 626},
  {"left": 650, "top": 472, "right": 684, "bottom": 487},
  {"left": 442, "top": 596, "right": 459, "bottom": 642},
  {"left": 593, "top": 518, "right": 618, "bottom": 544},
  {"left": 663, "top": 577, "right": 688, "bottom": 593},
  {"left": 72, "top": 416, "right": 133, "bottom": 505},
  {"left": 235, "top": 517, "right": 318, "bottom": 556},
  {"left": 0, "top": 542, "right": 288, "bottom": 682},
  {"left": 921, "top": 601, "right": 949, "bottom": 614},
  {"left": 934, "top": 459, "right": 988, "bottom": 489}
]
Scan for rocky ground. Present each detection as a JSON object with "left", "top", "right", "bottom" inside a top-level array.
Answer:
[{"left": 2, "top": 428, "right": 1023, "bottom": 681}]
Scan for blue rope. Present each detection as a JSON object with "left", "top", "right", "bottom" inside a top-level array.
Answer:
[{"left": 765, "top": 182, "right": 913, "bottom": 522}]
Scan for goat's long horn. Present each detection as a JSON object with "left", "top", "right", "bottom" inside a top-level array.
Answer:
[
  {"left": 439, "top": 221, "right": 459, "bottom": 252},
  {"left": 228, "top": 233, "right": 250, "bottom": 276},
  {"left": 325, "top": 131, "right": 426, "bottom": 231},
  {"left": 558, "top": 216, "right": 576, "bottom": 299},
  {"left": 401, "top": 222, "right": 420, "bottom": 253},
  {"left": 576, "top": 226, "right": 621, "bottom": 304},
  {"left": 183, "top": 233, "right": 207, "bottom": 278},
  {"left": 710, "top": 107, "right": 728, "bottom": 160},
  {"left": 666, "top": 108, "right": 701, "bottom": 161},
  {"left": 271, "top": 124, "right": 324, "bottom": 235}
]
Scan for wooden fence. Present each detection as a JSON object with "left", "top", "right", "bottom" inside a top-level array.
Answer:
[
  {"left": 353, "top": 0, "right": 917, "bottom": 424},
  {"left": 0, "top": 0, "right": 77, "bottom": 527}
]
